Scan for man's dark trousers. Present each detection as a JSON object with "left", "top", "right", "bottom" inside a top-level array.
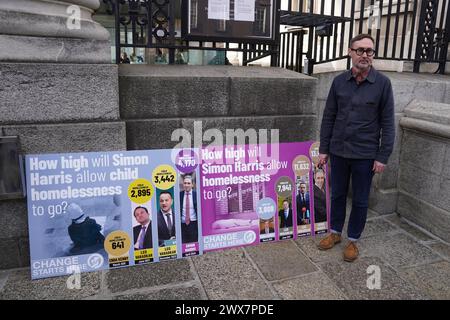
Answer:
[{"left": 330, "top": 153, "right": 374, "bottom": 241}]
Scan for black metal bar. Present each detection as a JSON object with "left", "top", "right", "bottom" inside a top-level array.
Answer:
[
  {"left": 408, "top": 0, "right": 419, "bottom": 60},
  {"left": 400, "top": 0, "right": 410, "bottom": 59},
  {"left": 347, "top": 0, "right": 356, "bottom": 69},
  {"left": 375, "top": 0, "right": 383, "bottom": 56},
  {"left": 114, "top": 0, "right": 121, "bottom": 63},
  {"left": 296, "top": 31, "right": 302, "bottom": 72},
  {"left": 281, "top": 33, "right": 286, "bottom": 68},
  {"left": 414, "top": 0, "right": 429, "bottom": 72},
  {"left": 339, "top": 0, "right": 346, "bottom": 58},
  {"left": 439, "top": 0, "right": 450, "bottom": 73},
  {"left": 391, "top": 0, "right": 402, "bottom": 58},
  {"left": 299, "top": 0, "right": 304, "bottom": 13},
  {"left": 437, "top": 0, "right": 446, "bottom": 61},
  {"left": 384, "top": 0, "right": 393, "bottom": 58},
  {"left": 359, "top": 0, "right": 365, "bottom": 34},
  {"left": 321, "top": 0, "right": 325, "bottom": 15},
  {"left": 438, "top": 0, "right": 446, "bottom": 35},
  {"left": 307, "top": 25, "right": 314, "bottom": 65},
  {"left": 169, "top": 0, "right": 176, "bottom": 63},
  {"left": 368, "top": 0, "right": 374, "bottom": 35},
  {"left": 147, "top": 0, "right": 152, "bottom": 48},
  {"left": 331, "top": 0, "right": 336, "bottom": 60},
  {"left": 131, "top": 9, "right": 136, "bottom": 46},
  {"left": 271, "top": 0, "right": 281, "bottom": 67},
  {"left": 288, "top": 0, "right": 292, "bottom": 12}
]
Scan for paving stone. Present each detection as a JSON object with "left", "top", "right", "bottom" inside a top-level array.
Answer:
[
  {"left": 114, "top": 285, "right": 204, "bottom": 300},
  {"left": 399, "top": 261, "right": 450, "bottom": 300},
  {"left": 106, "top": 259, "right": 194, "bottom": 293},
  {"left": 192, "top": 248, "right": 273, "bottom": 300},
  {"left": 384, "top": 214, "right": 434, "bottom": 241},
  {"left": 0, "top": 268, "right": 100, "bottom": 300},
  {"left": 358, "top": 233, "right": 442, "bottom": 268},
  {"left": 319, "top": 257, "right": 428, "bottom": 300},
  {"left": 273, "top": 272, "right": 346, "bottom": 300},
  {"left": 245, "top": 241, "right": 317, "bottom": 281},
  {"left": 360, "top": 218, "right": 400, "bottom": 239},
  {"left": 428, "top": 242, "right": 450, "bottom": 260}
]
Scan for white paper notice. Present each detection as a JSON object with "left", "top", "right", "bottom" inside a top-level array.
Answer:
[
  {"left": 208, "top": 0, "right": 230, "bottom": 21},
  {"left": 234, "top": 0, "right": 255, "bottom": 22}
]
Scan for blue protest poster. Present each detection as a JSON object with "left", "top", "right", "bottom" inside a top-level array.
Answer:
[{"left": 25, "top": 148, "right": 202, "bottom": 279}]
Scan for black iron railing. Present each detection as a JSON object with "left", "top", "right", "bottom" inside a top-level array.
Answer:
[
  {"left": 105, "top": 0, "right": 449, "bottom": 74},
  {"left": 279, "top": 0, "right": 449, "bottom": 74},
  {"left": 103, "top": 0, "right": 278, "bottom": 65}
]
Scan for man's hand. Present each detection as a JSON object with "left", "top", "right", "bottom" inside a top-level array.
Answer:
[
  {"left": 372, "top": 161, "right": 386, "bottom": 173},
  {"left": 319, "top": 153, "right": 329, "bottom": 167}
]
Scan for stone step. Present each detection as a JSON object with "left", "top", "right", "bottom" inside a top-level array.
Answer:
[
  {"left": 0, "top": 63, "right": 119, "bottom": 125},
  {"left": 119, "top": 65, "right": 318, "bottom": 119}
]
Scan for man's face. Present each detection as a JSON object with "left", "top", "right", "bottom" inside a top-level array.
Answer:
[
  {"left": 183, "top": 179, "right": 193, "bottom": 192},
  {"left": 315, "top": 172, "right": 325, "bottom": 189},
  {"left": 134, "top": 208, "right": 150, "bottom": 225},
  {"left": 283, "top": 201, "right": 289, "bottom": 210},
  {"left": 348, "top": 38, "right": 374, "bottom": 71},
  {"left": 300, "top": 184, "right": 307, "bottom": 194},
  {"left": 160, "top": 193, "right": 173, "bottom": 212}
]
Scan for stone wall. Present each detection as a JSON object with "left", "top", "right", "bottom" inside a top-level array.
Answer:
[
  {"left": 398, "top": 100, "right": 450, "bottom": 242},
  {"left": 120, "top": 65, "right": 319, "bottom": 150},
  {"left": 0, "top": 63, "right": 125, "bottom": 269}
]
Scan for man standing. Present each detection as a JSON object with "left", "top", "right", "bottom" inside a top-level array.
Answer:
[
  {"left": 278, "top": 200, "right": 293, "bottom": 229},
  {"left": 296, "top": 182, "right": 310, "bottom": 225},
  {"left": 133, "top": 206, "right": 152, "bottom": 250},
  {"left": 180, "top": 175, "right": 198, "bottom": 244},
  {"left": 157, "top": 191, "right": 176, "bottom": 246},
  {"left": 317, "top": 34, "right": 395, "bottom": 262}
]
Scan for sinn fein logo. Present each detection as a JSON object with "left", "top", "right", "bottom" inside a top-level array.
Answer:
[
  {"left": 87, "top": 253, "right": 104, "bottom": 269},
  {"left": 243, "top": 231, "right": 256, "bottom": 244}
]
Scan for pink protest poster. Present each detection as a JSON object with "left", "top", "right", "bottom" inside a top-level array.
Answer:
[{"left": 199, "top": 142, "right": 327, "bottom": 252}]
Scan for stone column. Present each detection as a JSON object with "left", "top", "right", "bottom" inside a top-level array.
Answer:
[
  {"left": 0, "top": 0, "right": 125, "bottom": 270},
  {"left": 0, "top": 0, "right": 110, "bottom": 63}
]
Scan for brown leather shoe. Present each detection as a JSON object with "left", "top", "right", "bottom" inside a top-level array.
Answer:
[
  {"left": 318, "top": 233, "right": 341, "bottom": 250},
  {"left": 343, "top": 241, "right": 359, "bottom": 262}
]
